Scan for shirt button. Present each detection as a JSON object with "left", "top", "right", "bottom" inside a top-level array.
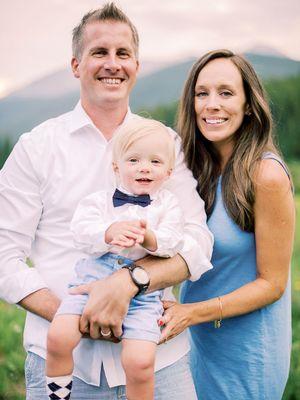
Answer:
[{"left": 117, "top": 258, "right": 124, "bottom": 265}]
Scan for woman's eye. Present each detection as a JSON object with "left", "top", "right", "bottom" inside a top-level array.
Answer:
[
  {"left": 220, "top": 91, "right": 232, "bottom": 97},
  {"left": 195, "top": 92, "right": 207, "bottom": 97}
]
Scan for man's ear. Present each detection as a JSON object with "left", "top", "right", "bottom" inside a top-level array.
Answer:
[
  {"left": 71, "top": 57, "right": 80, "bottom": 79},
  {"left": 136, "top": 59, "right": 140, "bottom": 73}
]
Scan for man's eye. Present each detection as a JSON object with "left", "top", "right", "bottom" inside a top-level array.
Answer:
[{"left": 93, "top": 50, "right": 106, "bottom": 57}]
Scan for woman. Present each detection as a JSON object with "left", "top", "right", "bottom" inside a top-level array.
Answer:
[{"left": 159, "top": 50, "right": 295, "bottom": 399}]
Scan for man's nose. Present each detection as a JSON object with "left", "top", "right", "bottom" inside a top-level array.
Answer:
[{"left": 103, "top": 55, "right": 121, "bottom": 73}]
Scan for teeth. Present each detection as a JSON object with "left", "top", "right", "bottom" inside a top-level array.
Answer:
[
  {"left": 100, "top": 78, "right": 122, "bottom": 84},
  {"left": 205, "top": 118, "right": 226, "bottom": 124}
]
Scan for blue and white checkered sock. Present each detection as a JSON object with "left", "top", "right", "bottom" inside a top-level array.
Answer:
[{"left": 46, "top": 375, "right": 73, "bottom": 400}]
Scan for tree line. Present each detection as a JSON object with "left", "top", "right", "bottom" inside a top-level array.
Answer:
[
  {"left": 1, "top": 74, "right": 299, "bottom": 171},
  {"left": 148, "top": 74, "right": 300, "bottom": 162}
]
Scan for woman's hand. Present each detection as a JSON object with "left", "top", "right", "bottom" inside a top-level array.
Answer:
[{"left": 158, "top": 300, "right": 195, "bottom": 344}]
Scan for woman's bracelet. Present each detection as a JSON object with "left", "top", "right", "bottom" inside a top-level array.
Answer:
[{"left": 214, "top": 296, "right": 223, "bottom": 329}]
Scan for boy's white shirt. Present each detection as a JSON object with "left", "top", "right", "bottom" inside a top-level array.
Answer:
[
  {"left": 0, "top": 102, "right": 213, "bottom": 387},
  {"left": 70, "top": 187, "right": 185, "bottom": 259}
]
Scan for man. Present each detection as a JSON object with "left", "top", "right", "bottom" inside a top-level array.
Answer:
[{"left": 0, "top": 3, "right": 213, "bottom": 399}]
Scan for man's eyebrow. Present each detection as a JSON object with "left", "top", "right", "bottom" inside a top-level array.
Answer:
[
  {"left": 117, "top": 47, "right": 132, "bottom": 52},
  {"left": 89, "top": 46, "right": 107, "bottom": 53}
]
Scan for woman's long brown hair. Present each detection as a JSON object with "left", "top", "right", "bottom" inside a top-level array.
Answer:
[{"left": 177, "top": 49, "right": 279, "bottom": 231}]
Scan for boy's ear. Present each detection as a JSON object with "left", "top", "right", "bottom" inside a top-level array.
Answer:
[
  {"left": 112, "top": 162, "right": 119, "bottom": 173},
  {"left": 167, "top": 168, "right": 173, "bottom": 177}
]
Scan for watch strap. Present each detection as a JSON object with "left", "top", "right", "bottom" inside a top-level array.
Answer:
[{"left": 122, "top": 263, "right": 150, "bottom": 296}]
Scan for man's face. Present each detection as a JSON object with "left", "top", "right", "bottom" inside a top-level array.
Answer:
[{"left": 71, "top": 20, "right": 139, "bottom": 111}]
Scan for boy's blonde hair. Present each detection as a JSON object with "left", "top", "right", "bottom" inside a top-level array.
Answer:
[{"left": 112, "top": 118, "right": 175, "bottom": 169}]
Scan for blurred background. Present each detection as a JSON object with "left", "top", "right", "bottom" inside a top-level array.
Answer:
[{"left": 0, "top": 0, "right": 299, "bottom": 398}]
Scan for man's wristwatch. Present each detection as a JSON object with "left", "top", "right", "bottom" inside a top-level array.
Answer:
[{"left": 122, "top": 263, "right": 150, "bottom": 296}]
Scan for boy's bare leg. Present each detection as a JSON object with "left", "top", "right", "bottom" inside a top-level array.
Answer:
[
  {"left": 47, "top": 314, "right": 82, "bottom": 376},
  {"left": 121, "top": 338, "right": 156, "bottom": 400}
]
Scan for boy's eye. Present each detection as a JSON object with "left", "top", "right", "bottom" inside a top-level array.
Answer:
[
  {"left": 152, "top": 159, "right": 161, "bottom": 164},
  {"left": 129, "top": 158, "right": 138, "bottom": 163},
  {"left": 118, "top": 50, "right": 130, "bottom": 58}
]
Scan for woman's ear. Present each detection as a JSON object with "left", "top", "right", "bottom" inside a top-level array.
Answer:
[{"left": 245, "top": 104, "right": 252, "bottom": 116}]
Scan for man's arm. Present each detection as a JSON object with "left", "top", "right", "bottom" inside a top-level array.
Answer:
[
  {"left": 18, "top": 288, "right": 61, "bottom": 322},
  {"left": 0, "top": 136, "right": 50, "bottom": 315}
]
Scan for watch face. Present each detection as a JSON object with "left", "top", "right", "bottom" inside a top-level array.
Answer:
[{"left": 132, "top": 267, "right": 149, "bottom": 285}]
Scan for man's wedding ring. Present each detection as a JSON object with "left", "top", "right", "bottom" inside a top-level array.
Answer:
[{"left": 100, "top": 329, "right": 112, "bottom": 337}]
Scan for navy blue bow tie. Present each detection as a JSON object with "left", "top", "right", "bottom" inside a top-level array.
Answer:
[{"left": 112, "top": 188, "right": 151, "bottom": 208}]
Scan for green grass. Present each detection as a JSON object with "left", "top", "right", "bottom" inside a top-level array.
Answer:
[
  {"left": 283, "top": 195, "right": 300, "bottom": 399},
  {"left": 1, "top": 196, "right": 300, "bottom": 399},
  {"left": 0, "top": 302, "right": 26, "bottom": 400}
]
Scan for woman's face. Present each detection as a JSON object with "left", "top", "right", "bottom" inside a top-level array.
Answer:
[{"left": 194, "top": 57, "right": 248, "bottom": 154}]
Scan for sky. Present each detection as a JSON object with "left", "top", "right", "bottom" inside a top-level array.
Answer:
[{"left": 0, "top": 0, "right": 299, "bottom": 98}]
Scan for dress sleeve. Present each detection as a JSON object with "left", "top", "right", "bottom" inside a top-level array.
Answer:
[
  {"left": 0, "top": 136, "right": 47, "bottom": 304},
  {"left": 70, "top": 191, "right": 113, "bottom": 256},
  {"left": 164, "top": 129, "right": 214, "bottom": 280}
]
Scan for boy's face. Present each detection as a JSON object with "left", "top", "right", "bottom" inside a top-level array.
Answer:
[{"left": 113, "top": 132, "right": 173, "bottom": 195}]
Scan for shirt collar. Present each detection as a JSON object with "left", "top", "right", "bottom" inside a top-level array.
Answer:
[
  {"left": 116, "top": 184, "right": 159, "bottom": 201},
  {"left": 69, "top": 101, "right": 133, "bottom": 135}
]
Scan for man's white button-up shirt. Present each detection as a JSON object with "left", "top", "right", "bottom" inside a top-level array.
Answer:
[{"left": 0, "top": 102, "right": 213, "bottom": 387}]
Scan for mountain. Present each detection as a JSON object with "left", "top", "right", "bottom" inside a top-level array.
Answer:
[{"left": 1, "top": 52, "right": 300, "bottom": 142}]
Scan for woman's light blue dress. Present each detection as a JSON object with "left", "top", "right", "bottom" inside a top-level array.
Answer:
[{"left": 181, "top": 155, "right": 291, "bottom": 399}]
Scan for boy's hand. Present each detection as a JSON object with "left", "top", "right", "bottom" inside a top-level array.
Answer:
[{"left": 105, "top": 220, "right": 147, "bottom": 247}]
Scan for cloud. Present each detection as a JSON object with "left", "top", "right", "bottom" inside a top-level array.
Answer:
[{"left": 0, "top": 0, "right": 299, "bottom": 94}]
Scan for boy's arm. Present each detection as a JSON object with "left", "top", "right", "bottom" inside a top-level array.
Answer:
[
  {"left": 141, "top": 229, "right": 157, "bottom": 252},
  {"left": 140, "top": 191, "right": 184, "bottom": 257},
  {"left": 70, "top": 191, "right": 116, "bottom": 255}
]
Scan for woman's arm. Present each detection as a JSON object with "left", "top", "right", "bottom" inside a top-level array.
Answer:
[{"left": 160, "top": 159, "right": 295, "bottom": 342}]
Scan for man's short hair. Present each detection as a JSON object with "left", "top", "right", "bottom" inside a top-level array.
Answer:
[
  {"left": 112, "top": 118, "right": 176, "bottom": 170},
  {"left": 72, "top": 2, "right": 139, "bottom": 60}
]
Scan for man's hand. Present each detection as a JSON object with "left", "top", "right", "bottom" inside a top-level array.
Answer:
[
  {"left": 105, "top": 220, "right": 147, "bottom": 248},
  {"left": 69, "top": 268, "right": 138, "bottom": 339}
]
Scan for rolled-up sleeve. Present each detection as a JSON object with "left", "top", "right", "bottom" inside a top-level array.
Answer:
[
  {"left": 0, "top": 136, "right": 47, "bottom": 303},
  {"left": 165, "top": 130, "right": 214, "bottom": 281}
]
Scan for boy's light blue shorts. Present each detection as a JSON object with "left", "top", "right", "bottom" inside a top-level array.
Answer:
[{"left": 56, "top": 253, "right": 163, "bottom": 343}]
